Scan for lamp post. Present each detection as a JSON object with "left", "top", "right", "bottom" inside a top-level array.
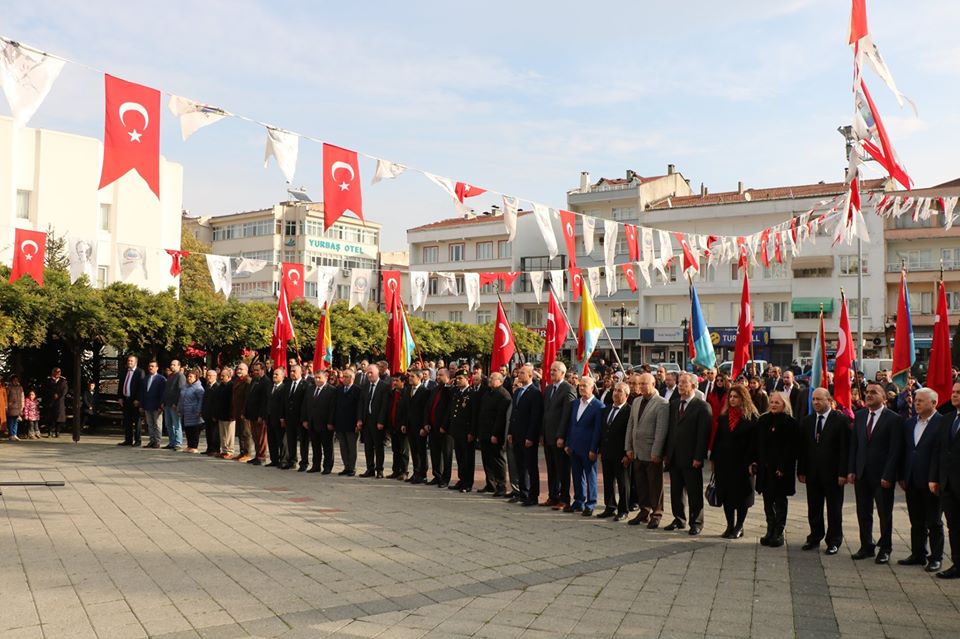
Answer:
[
  {"left": 680, "top": 318, "right": 689, "bottom": 369},
  {"left": 838, "top": 124, "right": 865, "bottom": 366},
  {"left": 617, "top": 303, "right": 627, "bottom": 364}
]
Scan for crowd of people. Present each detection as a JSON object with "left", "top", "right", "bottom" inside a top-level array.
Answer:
[
  {"left": 0, "top": 368, "right": 96, "bottom": 440},
  {"left": 4, "top": 355, "right": 960, "bottom": 582}
]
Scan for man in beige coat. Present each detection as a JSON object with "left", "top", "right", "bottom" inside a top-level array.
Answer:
[{"left": 625, "top": 373, "right": 670, "bottom": 528}]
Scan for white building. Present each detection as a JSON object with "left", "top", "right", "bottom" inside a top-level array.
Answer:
[
  {"left": 185, "top": 202, "right": 381, "bottom": 305},
  {"left": 0, "top": 116, "right": 184, "bottom": 293}
]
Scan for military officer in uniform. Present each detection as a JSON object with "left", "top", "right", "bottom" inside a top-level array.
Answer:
[{"left": 449, "top": 370, "right": 476, "bottom": 493}]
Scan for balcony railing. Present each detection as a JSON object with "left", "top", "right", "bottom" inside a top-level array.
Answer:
[{"left": 886, "top": 260, "right": 960, "bottom": 272}]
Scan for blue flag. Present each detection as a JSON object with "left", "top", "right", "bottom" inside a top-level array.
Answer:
[{"left": 689, "top": 285, "right": 716, "bottom": 370}]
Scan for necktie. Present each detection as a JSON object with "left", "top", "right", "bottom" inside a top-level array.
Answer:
[
  {"left": 706, "top": 382, "right": 712, "bottom": 396},
  {"left": 679, "top": 400, "right": 686, "bottom": 419},
  {"left": 636, "top": 397, "right": 649, "bottom": 419},
  {"left": 124, "top": 370, "right": 133, "bottom": 396},
  {"left": 314, "top": 386, "right": 321, "bottom": 398},
  {"left": 368, "top": 382, "right": 376, "bottom": 413},
  {"left": 952, "top": 414, "right": 960, "bottom": 440},
  {"left": 291, "top": 380, "right": 297, "bottom": 394},
  {"left": 608, "top": 407, "right": 618, "bottom": 425},
  {"left": 816, "top": 414, "right": 824, "bottom": 443},
  {"left": 866, "top": 412, "right": 875, "bottom": 441}
]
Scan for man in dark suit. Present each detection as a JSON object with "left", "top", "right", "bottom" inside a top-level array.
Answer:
[
  {"left": 282, "top": 364, "right": 308, "bottom": 470},
  {"left": 448, "top": 371, "right": 477, "bottom": 492},
  {"left": 245, "top": 362, "right": 271, "bottom": 465},
  {"left": 424, "top": 368, "right": 453, "bottom": 486},
  {"left": 900, "top": 387, "right": 946, "bottom": 573},
  {"left": 507, "top": 364, "right": 543, "bottom": 507},
  {"left": 333, "top": 369, "right": 362, "bottom": 475},
  {"left": 303, "top": 370, "right": 338, "bottom": 474},
  {"left": 798, "top": 387, "right": 851, "bottom": 555},
  {"left": 542, "top": 361, "right": 576, "bottom": 509},
  {"left": 265, "top": 367, "right": 287, "bottom": 467},
  {"left": 663, "top": 373, "right": 712, "bottom": 535},
  {"left": 848, "top": 381, "right": 904, "bottom": 564},
  {"left": 118, "top": 355, "right": 145, "bottom": 446},
  {"left": 765, "top": 366, "right": 784, "bottom": 393},
  {"left": 698, "top": 368, "right": 717, "bottom": 398},
  {"left": 660, "top": 372, "right": 680, "bottom": 404},
  {"left": 359, "top": 363, "right": 391, "bottom": 478},
  {"left": 140, "top": 361, "right": 166, "bottom": 448},
  {"left": 401, "top": 370, "right": 430, "bottom": 483},
  {"left": 599, "top": 382, "right": 631, "bottom": 520},
  {"left": 782, "top": 370, "right": 808, "bottom": 420},
  {"left": 385, "top": 375, "right": 408, "bottom": 479},
  {"left": 476, "top": 372, "right": 512, "bottom": 496},
  {"left": 934, "top": 382, "right": 960, "bottom": 579}
]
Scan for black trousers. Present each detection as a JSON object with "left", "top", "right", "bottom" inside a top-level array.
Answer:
[
  {"left": 601, "top": 455, "right": 628, "bottom": 514},
  {"left": 762, "top": 490, "right": 788, "bottom": 534},
  {"left": 184, "top": 424, "right": 201, "bottom": 450},
  {"left": 122, "top": 398, "right": 141, "bottom": 444},
  {"left": 544, "top": 443, "right": 571, "bottom": 505},
  {"left": 408, "top": 430, "right": 428, "bottom": 478},
  {"left": 513, "top": 440, "right": 540, "bottom": 502},
  {"left": 453, "top": 434, "right": 475, "bottom": 489},
  {"left": 338, "top": 431, "right": 358, "bottom": 471},
  {"left": 854, "top": 477, "right": 895, "bottom": 553},
  {"left": 309, "top": 426, "right": 335, "bottom": 471},
  {"left": 266, "top": 419, "right": 284, "bottom": 464},
  {"left": 204, "top": 418, "right": 221, "bottom": 454},
  {"left": 363, "top": 425, "right": 385, "bottom": 472},
  {"left": 669, "top": 465, "right": 704, "bottom": 526},
  {"left": 905, "top": 484, "right": 944, "bottom": 561},
  {"left": 944, "top": 489, "right": 960, "bottom": 565},
  {"left": 284, "top": 423, "right": 309, "bottom": 467},
  {"left": 480, "top": 440, "right": 507, "bottom": 491},
  {"left": 390, "top": 429, "right": 409, "bottom": 474},
  {"left": 805, "top": 476, "right": 845, "bottom": 547},
  {"left": 429, "top": 430, "right": 453, "bottom": 483}
]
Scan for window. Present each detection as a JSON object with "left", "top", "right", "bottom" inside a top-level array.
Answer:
[
  {"left": 337, "top": 284, "right": 351, "bottom": 300},
  {"left": 665, "top": 261, "right": 678, "bottom": 283},
  {"left": 449, "top": 243, "right": 465, "bottom": 262},
  {"left": 942, "top": 247, "right": 960, "bottom": 269},
  {"left": 731, "top": 263, "right": 755, "bottom": 280},
  {"left": 449, "top": 310, "right": 463, "bottom": 323},
  {"left": 212, "top": 224, "right": 238, "bottom": 241},
  {"left": 476, "top": 241, "right": 493, "bottom": 260},
  {"left": 763, "top": 301, "right": 788, "bottom": 322},
  {"left": 476, "top": 310, "right": 492, "bottom": 324},
  {"left": 305, "top": 281, "right": 318, "bottom": 298},
  {"left": 97, "top": 266, "right": 108, "bottom": 288},
  {"left": 498, "top": 240, "right": 511, "bottom": 258},
  {"left": 455, "top": 275, "right": 464, "bottom": 295},
  {"left": 655, "top": 304, "right": 676, "bottom": 323},
  {"left": 761, "top": 262, "right": 789, "bottom": 279},
  {"left": 428, "top": 277, "right": 439, "bottom": 295},
  {"left": 909, "top": 291, "right": 933, "bottom": 315},
  {"left": 16, "top": 190, "right": 30, "bottom": 220},
  {"left": 305, "top": 220, "right": 324, "bottom": 236},
  {"left": 524, "top": 308, "right": 543, "bottom": 326},
  {"left": 947, "top": 291, "right": 960, "bottom": 312},
  {"left": 283, "top": 250, "right": 300, "bottom": 262},
  {"left": 284, "top": 220, "right": 298, "bottom": 236},
  {"left": 700, "top": 303, "right": 715, "bottom": 323},
  {"left": 839, "top": 255, "right": 868, "bottom": 276},
  {"left": 615, "top": 236, "right": 627, "bottom": 256},
  {"left": 610, "top": 307, "right": 636, "bottom": 326},
  {"left": 794, "top": 310, "right": 831, "bottom": 319},
  {"left": 520, "top": 255, "right": 565, "bottom": 292},
  {"left": 242, "top": 220, "right": 273, "bottom": 237},
  {"left": 422, "top": 246, "right": 439, "bottom": 264},
  {"left": 894, "top": 214, "right": 931, "bottom": 230},
  {"left": 612, "top": 207, "right": 635, "bottom": 221},
  {"left": 99, "top": 204, "right": 111, "bottom": 231},
  {"left": 794, "top": 267, "right": 831, "bottom": 278},
  {"left": 847, "top": 297, "right": 870, "bottom": 317},
  {"left": 697, "top": 261, "right": 716, "bottom": 283},
  {"left": 895, "top": 249, "right": 932, "bottom": 271},
  {"left": 732, "top": 302, "right": 755, "bottom": 322},
  {"left": 423, "top": 311, "right": 437, "bottom": 321}
]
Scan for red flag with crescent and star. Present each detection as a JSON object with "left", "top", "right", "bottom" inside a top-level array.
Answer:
[
  {"left": 281, "top": 262, "right": 305, "bottom": 300},
  {"left": 569, "top": 266, "right": 583, "bottom": 301},
  {"left": 490, "top": 300, "right": 515, "bottom": 374},
  {"left": 624, "top": 224, "right": 639, "bottom": 262},
  {"left": 322, "top": 143, "right": 363, "bottom": 229},
  {"left": 675, "top": 232, "right": 699, "bottom": 274},
  {"left": 622, "top": 263, "right": 638, "bottom": 292},
  {"left": 381, "top": 269, "right": 401, "bottom": 311},
  {"left": 834, "top": 291, "right": 855, "bottom": 412},
  {"left": 559, "top": 209, "right": 577, "bottom": 269},
  {"left": 9, "top": 228, "right": 46, "bottom": 286},
  {"left": 732, "top": 272, "right": 753, "bottom": 380},
  {"left": 478, "top": 272, "right": 500, "bottom": 288},
  {"left": 541, "top": 287, "right": 569, "bottom": 390},
  {"left": 270, "top": 279, "right": 296, "bottom": 373},
  {"left": 165, "top": 249, "right": 189, "bottom": 277},
  {"left": 455, "top": 182, "right": 487, "bottom": 203},
  {"left": 500, "top": 271, "right": 520, "bottom": 292},
  {"left": 99, "top": 75, "right": 161, "bottom": 198}
]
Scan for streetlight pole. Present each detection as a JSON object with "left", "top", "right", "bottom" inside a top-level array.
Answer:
[
  {"left": 619, "top": 303, "right": 626, "bottom": 365},
  {"left": 839, "top": 125, "right": 865, "bottom": 364},
  {"left": 680, "top": 318, "right": 689, "bottom": 369}
]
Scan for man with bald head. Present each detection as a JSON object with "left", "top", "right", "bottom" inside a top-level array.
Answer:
[
  {"left": 360, "top": 363, "right": 391, "bottom": 478},
  {"left": 798, "top": 387, "right": 851, "bottom": 555},
  {"left": 625, "top": 372, "right": 670, "bottom": 528}
]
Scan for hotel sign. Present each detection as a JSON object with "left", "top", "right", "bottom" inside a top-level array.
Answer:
[{"left": 307, "top": 238, "right": 374, "bottom": 256}]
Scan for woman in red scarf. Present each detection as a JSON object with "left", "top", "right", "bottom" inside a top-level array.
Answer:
[{"left": 712, "top": 384, "right": 760, "bottom": 539}]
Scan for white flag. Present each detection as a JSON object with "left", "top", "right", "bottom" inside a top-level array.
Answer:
[
  {"left": 549, "top": 269, "right": 565, "bottom": 299},
  {"left": 653, "top": 257, "right": 668, "bottom": 283},
  {"left": 917, "top": 197, "right": 933, "bottom": 221},
  {"left": 315, "top": 265, "right": 339, "bottom": 308},
  {"left": 502, "top": 195, "right": 519, "bottom": 241},
  {"left": 264, "top": 127, "right": 298, "bottom": 183},
  {"left": 943, "top": 196, "right": 959, "bottom": 231},
  {"left": 0, "top": 41, "right": 65, "bottom": 126},
  {"left": 605, "top": 266, "right": 618, "bottom": 297},
  {"left": 640, "top": 227, "right": 655, "bottom": 267},
  {"left": 657, "top": 230, "right": 673, "bottom": 264},
  {"left": 464, "top": 272, "right": 480, "bottom": 311},
  {"left": 167, "top": 95, "right": 228, "bottom": 140},
  {"left": 425, "top": 173, "right": 472, "bottom": 216},
  {"left": 410, "top": 270, "right": 430, "bottom": 310},
  {"left": 348, "top": 268, "right": 372, "bottom": 309},
  {"left": 587, "top": 266, "right": 601, "bottom": 297},
  {"left": 529, "top": 271, "right": 545, "bottom": 304},
  {"left": 603, "top": 220, "right": 618, "bottom": 269},
  {"left": 234, "top": 257, "right": 267, "bottom": 276},
  {"left": 205, "top": 254, "right": 232, "bottom": 297},
  {"left": 437, "top": 272, "right": 458, "bottom": 296},
  {"left": 582, "top": 217, "right": 596, "bottom": 255},
  {"left": 371, "top": 158, "right": 406, "bottom": 184},
  {"left": 67, "top": 236, "right": 98, "bottom": 284},
  {"left": 532, "top": 203, "right": 558, "bottom": 259},
  {"left": 637, "top": 260, "right": 652, "bottom": 288},
  {"left": 117, "top": 244, "right": 148, "bottom": 283}
]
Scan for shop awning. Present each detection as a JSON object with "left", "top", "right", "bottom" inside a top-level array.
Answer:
[
  {"left": 791, "top": 256, "right": 833, "bottom": 270},
  {"left": 791, "top": 297, "right": 834, "bottom": 313}
]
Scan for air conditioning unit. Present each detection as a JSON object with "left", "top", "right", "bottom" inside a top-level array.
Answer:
[{"left": 342, "top": 268, "right": 351, "bottom": 278}]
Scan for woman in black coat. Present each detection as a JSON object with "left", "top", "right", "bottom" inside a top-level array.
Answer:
[
  {"left": 712, "top": 384, "right": 760, "bottom": 539},
  {"left": 755, "top": 391, "right": 800, "bottom": 548}
]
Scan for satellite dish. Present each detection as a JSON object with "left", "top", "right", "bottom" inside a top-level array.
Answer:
[
  {"left": 743, "top": 192, "right": 752, "bottom": 201},
  {"left": 287, "top": 186, "right": 311, "bottom": 202}
]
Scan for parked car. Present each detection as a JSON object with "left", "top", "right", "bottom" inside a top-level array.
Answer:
[{"left": 718, "top": 360, "right": 769, "bottom": 378}]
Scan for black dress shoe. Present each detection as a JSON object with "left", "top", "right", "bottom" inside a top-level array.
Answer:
[
  {"left": 581, "top": 509, "right": 594, "bottom": 517},
  {"left": 427, "top": 478, "right": 441, "bottom": 486},
  {"left": 508, "top": 495, "right": 522, "bottom": 503},
  {"left": 117, "top": 441, "right": 132, "bottom": 446},
  {"left": 613, "top": 513, "right": 626, "bottom": 522},
  {"left": 562, "top": 505, "right": 579, "bottom": 513},
  {"left": 825, "top": 545, "right": 840, "bottom": 555},
  {"left": 375, "top": 471, "right": 384, "bottom": 479},
  {"left": 925, "top": 560, "right": 942, "bottom": 573},
  {"left": 503, "top": 491, "right": 516, "bottom": 499},
  {"left": 297, "top": 466, "right": 307, "bottom": 472},
  {"left": 730, "top": 527, "right": 744, "bottom": 539},
  {"left": 359, "top": 470, "right": 375, "bottom": 478},
  {"left": 521, "top": 500, "right": 537, "bottom": 507},
  {"left": 688, "top": 526, "right": 701, "bottom": 536},
  {"left": 345, "top": 470, "right": 356, "bottom": 476},
  {"left": 768, "top": 536, "right": 784, "bottom": 548},
  {"left": 597, "top": 509, "right": 616, "bottom": 519},
  {"left": 647, "top": 520, "right": 660, "bottom": 530},
  {"left": 852, "top": 548, "right": 875, "bottom": 560},
  {"left": 448, "top": 484, "right": 462, "bottom": 490},
  {"left": 627, "top": 515, "right": 645, "bottom": 526},
  {"left": 385, "top": 472, "right": 400, "bottom": 479},
  {"left": 438, "top": 482, "right": 448, "bottom": 489},
  {"left": 281, "top": 463, "right": 293, "bottom": 470},
  {"left": 721, "top": 526, "right": 734, "bottom": 539},
  {"left": 492, "top": 489, "right": 505, "bottom": 497},
  {"left": 412, "top": 477, "right": 425, "bottom": 485},
  {"left": 459, "top": 487, "right": 472, "bottom": 493},
  {"left": 395, "top": 473, "right": 408, "bottom": 481},
  {"left": 802, "top": 541, "right": 819, "bottom": 551},
  {"left": 664, "top": 519, "right": 686, "bottom": 531},
  {"left": 936, "top": 566, "right": 960, "bottom": 579},
  {"left": 337, "top": 469, "right": 349, "bottom": 475},
  {"left": 265, "top": 462, "right": 278, "bottom": 468},
  {"left": 875, "top": 552, "right": 890, "bottom": 565},
  {"left": 306, "top": 468, "right": 320, "bottom": 473},
  {"left": 321, "top": 469, "right": 332, "bottom": 475},
  {"left": 250, "top": 459, "right": 263, "bottom": 466},
  {"left": 897, "top": 555, "right": 925, "bottom": 566}
]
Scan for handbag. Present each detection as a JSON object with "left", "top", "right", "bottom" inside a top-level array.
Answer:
[{"left": 705, "top": 472, "right": 722, "bottom": 507}]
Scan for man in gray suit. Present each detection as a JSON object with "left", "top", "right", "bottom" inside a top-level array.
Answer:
[
  {"left": 625, "top": 372, "right": 670, "bottom": 528},
  {"left": 542, "top": 362, "right": 577, "bottom": 509}
]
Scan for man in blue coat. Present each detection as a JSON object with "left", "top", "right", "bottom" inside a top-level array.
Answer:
[
  {"left": 140, "top": 360, "right": 166, "bottom": 448},
  {"left": 564, "top": 376, "right": 604, "bottom": 516}
]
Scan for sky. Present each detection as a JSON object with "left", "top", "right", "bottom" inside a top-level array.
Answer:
[{"left": 5, "top": 0, "right": 960, "bottom": 251}]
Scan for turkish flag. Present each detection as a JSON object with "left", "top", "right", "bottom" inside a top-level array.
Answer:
[
  {"left": 736, "top": 236, "right": 748, "bottom": 271},
  {"left": 732, "top": 273, "right": 753, "bottom": 379},
  {"left": 478, "top": 272, "right": 500, "bottom": 288},
  {"left": 624, "top": 224, "right": 639, "bottom": 262},
  {"left": 675, "top": 232, "right": 699, "bottom": 274},
  {"left": 704, "top": 235, "right": 719, "bottom": 259},
  {"left": 927, "top": 281, "right": 954, "bottom": 405},
  {"left": 490, "top": 301, "right": 515, "bottom": 373},
  {"left": 271, "top": 280, "right": 296, "bottom": 373},
  {"left": 569, "top": 267, "right": 583, "bottom": 301},
  {"left": 559, "top": 209, "right": 577, "bottom": 269},
  {"left": 500, "top": 271, "right": 520, "bottom": 292},
  {"left": 759, "top": 228, "right": 771, "bottom": 268},
  {"left": 281, "top": 262, "right": 305, "bottom": 300},
  {"left": 323, "top": 143, "right": 363, "bottom": 229},
  {"left": 9, "top": 228, "right": 46, "bottom": 286},
  {"left": 834, "top": 293, "right": 855, "bottom": 411},
  {"left": 99, "top": 75, "right": 161, "bottom": 198},
  {"left": 541, "top": 288, "right": 568, "bottom": 390},
  {"left": 455, "top": 182, "right": 487, "bottom": 202},
  {"left": 381, "top": 269, "right": 401, "bottom": 310},
  {"left": 622, "top": 263, "right": 637, "bottom": 292},
  {"left": 773, "top": 231, "right": 783, "bottom": 264},
  {"left": 165, "top": 249, "right": 189, "bottom": 277}
]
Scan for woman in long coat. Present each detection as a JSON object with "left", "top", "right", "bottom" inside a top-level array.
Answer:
[
  {"left": 755, "top": 391, "right": 800, "bottom": 548},
  {"left": 712, "top": 384, "right": 760, "bottom": 539}
]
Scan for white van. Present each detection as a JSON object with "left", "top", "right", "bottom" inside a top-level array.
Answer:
[{"left": 860, "top": 359, "right": 893, "bottom": 381}]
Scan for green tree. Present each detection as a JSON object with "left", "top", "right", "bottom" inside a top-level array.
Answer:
[{"left": 179, "top": 226, "right": 215, "bottom": 299}]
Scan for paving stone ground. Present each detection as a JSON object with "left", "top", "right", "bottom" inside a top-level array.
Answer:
[{"left": 1, "top": 436, "right": 958, "bottom": 638}]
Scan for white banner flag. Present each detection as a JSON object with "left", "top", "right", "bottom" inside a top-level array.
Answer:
[
  {"left": 67, "top": 236, "right": 98, "bottom": 284},
  {"left": 315, "top": 265, "right": 339, "bottom": 308},
  {"left": 549, "top": 269, "right": 565, "bottom": 300},
  {"left": 582, "top": 216, "right": 596, "bottom": 255},
  {"left": 167, "top": 95, "right": 228, "bottom": 140},
  {"left": 205, "top": 254, "right": 232, "bottom": 297},
  {"left": 502, "top": 195, "right": 519, "bottom": 242},
  {"left": 605, "top": 265, "right": 618, "bottom": 297},
  {"left": 117, "top": 244, "right": 148, "bottom": 283},
  {"left": 943, "top": 196, "right": 959, "bottom": 231},
  {"left": 657, "top": 230, "right": 673, "bottom": 264},
  {"left": 640, "top": 227, "right": 655, "bottom": 266},
  {"left": 464, "top": 272, "right": 480, "bottom": 311},
  {"left": 437, "top": 272, "right": 458, "bottom": 296},
  {"left": 264, "top": 127, "right": 298, "bottom": 183},
  {"left": 587, "top": 266, "right": 601, "bottom": 297},
  {"left": 637, "top": 260, "right": 652, "bottom": 288},
  {"left": 371, "top": 158, "right": 406, "bottom": 184},
  {"left": 425, "top": 173, "right": 472, "bottom": 216},
  {"left": 0, "top": 41, "right": 65, "bottom": 126},
  {"left": 603, "top": 220, "right": 618, "bottom": 269},
  {"left": 234, "top": 257, "right": 267, "bottom": 276},
  {"left": 410, "top": 270, "right": 430, "bottom": 310},
  {"left": 348, "top": 268, "right": 372, "bottom": 309},
  {"left": 532, "top": 203, "right": 558, "bottom": 259},
  {"left": 529, "top": 271, "right": 545, "bottom": 304}
]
